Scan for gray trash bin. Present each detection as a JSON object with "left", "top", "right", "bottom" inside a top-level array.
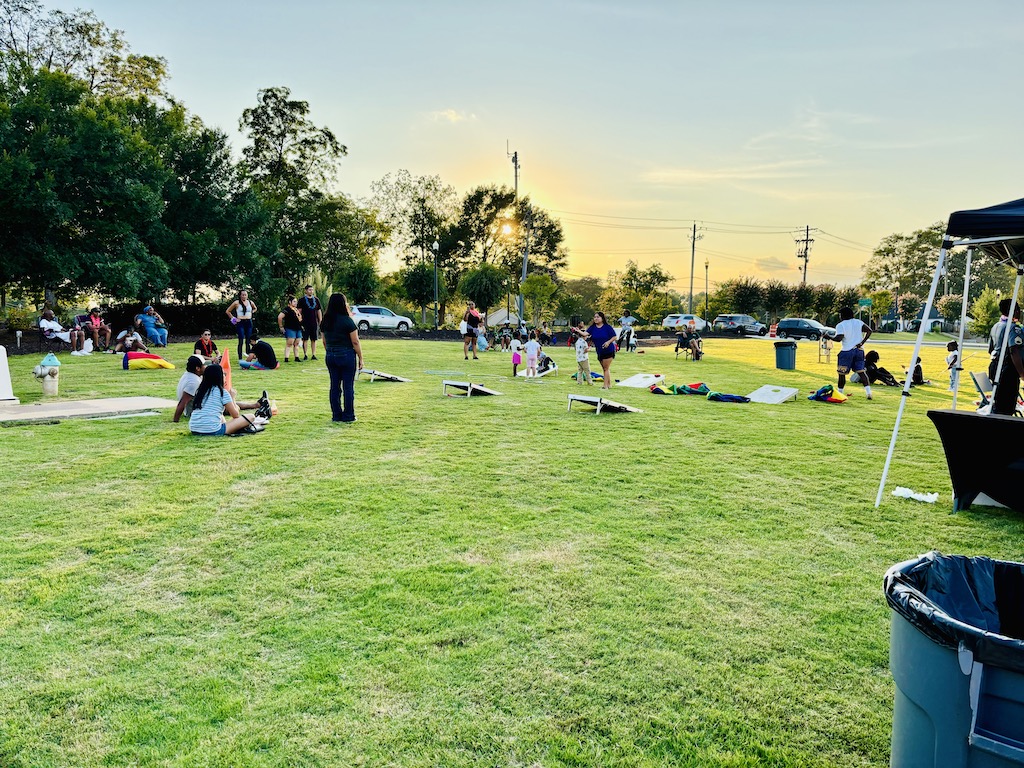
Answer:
[
  {"left": 884, "top": 552, "right": 1024, "bottom": 768},
  {"left": 774, "top": 340, "right": 796, "bottom": 370}
]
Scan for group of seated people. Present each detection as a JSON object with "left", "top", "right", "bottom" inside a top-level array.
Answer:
[
  {"left": 39, "top": 305, "right": 166, "bottom": 354},
  {"left": 174, "top": 355, "right": 273, "bottom": 436}
]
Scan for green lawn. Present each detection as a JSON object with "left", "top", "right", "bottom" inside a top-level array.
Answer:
[{"left": 0, "top": 337, "right": 1019, "bottom": 767}]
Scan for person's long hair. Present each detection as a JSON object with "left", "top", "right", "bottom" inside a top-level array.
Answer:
[
  {"left": 594, "top": 311, "right": 607, "bottom": 325},
  {"left": 321, "top": 293, "right": 351, "bottom": 332},
  {"left": 192, "top": 364, "right": 225, "bottom": 411}
]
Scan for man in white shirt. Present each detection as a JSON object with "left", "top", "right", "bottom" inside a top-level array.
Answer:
[
  {"left": 834, "top": 307, "right": 873, "bottom": 400},
  {"left": 39, "top": 310, "right": 86, "bottom": 354}
]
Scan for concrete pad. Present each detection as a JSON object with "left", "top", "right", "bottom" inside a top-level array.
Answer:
[{"left": 0, "top": 396, "right": 178, "bottom": 424}]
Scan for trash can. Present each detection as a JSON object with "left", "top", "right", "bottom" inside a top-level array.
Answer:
[
  {"left": 884, "top": 552, "right": 1024, "bottom": 768},
  {"left": 774, "top": 340, "right": 797, "bottom": 370}
]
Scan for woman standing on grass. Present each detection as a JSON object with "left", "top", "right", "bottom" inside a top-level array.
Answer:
[
  {"left": 581, "top": 311, "right": 617, "bottom": 389},
  {"left": 321, "top": 293, "right": 364, "bottom": 423},
  {"left": 278, "top": 296, "right": 304, "bottom": 362},
  {"left": 226, "top": 289, "right": 257, "bottom": 361}
]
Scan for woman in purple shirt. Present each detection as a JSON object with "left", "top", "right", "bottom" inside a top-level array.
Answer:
[{"left": 582, "top": 311, "right": 617, "bottom": 389}]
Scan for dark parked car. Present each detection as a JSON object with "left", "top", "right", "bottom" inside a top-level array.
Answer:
[
  {"left": 775, "top": 318, "right": 836, "bottom": 341},
  {"left": 712, "top": 314, "right": 768, "bottom": 336}
]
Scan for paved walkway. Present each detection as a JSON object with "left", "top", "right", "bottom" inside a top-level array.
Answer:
[{"left": 0, "top": 396, "right": 177, "bottom": 424}]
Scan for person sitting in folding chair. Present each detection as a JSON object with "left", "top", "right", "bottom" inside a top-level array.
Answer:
[
  {"left": 675, "top": 327, "right": 702, "bottom": 360},
  {"left": 39, "top": 310, "right": 86, "bottom": 355}
]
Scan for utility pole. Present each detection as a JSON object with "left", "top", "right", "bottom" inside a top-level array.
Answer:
[
  {"left": 795, "top": 225, "right": 814, "bottom": 285},
  {"left": 688, "top": 222, "right": 703, "bottom": 313},
  {"left": 508, "top": 143, "right": 522, "bottom": 325}
]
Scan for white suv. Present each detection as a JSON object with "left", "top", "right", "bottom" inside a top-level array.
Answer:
[
  {"left": 662, "top": 313, "right": 707, "bottom": 331},
  {"left": 351, "top": 305, "right": 413, "bottom": 332}
]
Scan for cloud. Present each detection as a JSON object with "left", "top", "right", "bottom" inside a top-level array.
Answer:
[
  {"left": 642, "top": 159, "right": 823, "bottom": 185},
  {"left": 753, "top": 256, "right": 792, "bottom": 274},
  {"left": 427, "top": 108, "right": 477, "bottom": 124},
  {"left": 745, "top": 105, "right": 878, "bottom": 151}
]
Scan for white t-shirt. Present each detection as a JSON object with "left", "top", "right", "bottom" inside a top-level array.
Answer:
[
  {"left": 40, "top": 318, "right": 71, "bottom": 341},
  {"left": 835, "top": 318, "right": 866, "bottom": 352},
  {"left": 524, "top": 340, "right": 541, "bottom": 359},
  {"left": 176, "top": 371, "right": 201, "bottom": 402},
  {"left": 946, "top": 350, "right": 960, "bottom": 369},
  {"left": 575, "top": 337, "right": 590, "bottom": 362},
  {"left": 619, "top": 315, "right": 636, "bottom": 328},
  {"left": 510, "top": 339, "right": 523, "bottom": 356}
]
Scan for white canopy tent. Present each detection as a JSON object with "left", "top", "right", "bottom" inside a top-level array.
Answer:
[{"left": 876, "top": 197, "right": 1024, "bottom": 511}]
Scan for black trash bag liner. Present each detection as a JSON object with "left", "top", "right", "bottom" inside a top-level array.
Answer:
[{"left": 885, "top": 551, "right": 1024, "bottom": 673}]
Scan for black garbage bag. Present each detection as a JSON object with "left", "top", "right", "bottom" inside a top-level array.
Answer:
[{"left": 885, "top": 551, "right": 1024, "bottom": 673}]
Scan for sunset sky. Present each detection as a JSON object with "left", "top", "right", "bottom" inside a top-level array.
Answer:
[{"left": 52, "top": 0, "right": 1024, "bottom": 295}]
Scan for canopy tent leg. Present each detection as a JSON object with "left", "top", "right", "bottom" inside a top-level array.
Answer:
[
  {"left": 952, "top": 247, "right": 974, "bottom": 411},
  {"left": 875, "top": 243, "right": 949, "bottom": 508},
  {"left": 990, "top": 269, "right": 1023, "bottom": 408}
]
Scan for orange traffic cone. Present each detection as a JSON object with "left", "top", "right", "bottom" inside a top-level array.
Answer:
[{"left": 220, "top": 349, "right": 233, "bottom": 392}]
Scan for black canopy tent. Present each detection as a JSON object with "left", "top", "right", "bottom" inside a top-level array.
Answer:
[{"left": 876, "top": 197, "right": 1024, "bottom": 511}]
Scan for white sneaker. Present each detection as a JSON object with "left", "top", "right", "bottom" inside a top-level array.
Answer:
[
  {"left": 253, "top": 416, "right": 269, "bottom": 426},
  {"left": 866, "top": 392, "right": 873, "bottom": 400},
  {"left": 70, "top": 350, "right": 86, "bottom": 356}
]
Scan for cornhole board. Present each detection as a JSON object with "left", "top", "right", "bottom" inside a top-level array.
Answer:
[
  {"left": 359, "top": 368, "right": 411, "bottom": 383},
  {"left": 516, "top": 364, "right": 559, "bottom": 378},
  {"left": 567, "top": 394, "right": 642, "bottom": 414},
  {"left": 617, "top": 373, "right": 664, "bottom": 388},
  {"left": 0, "top": 346, "right": 18, "bottom": 404},
  {"left": 443, "top": 380, "right": 502, "bottom": 397},
  {"left": 746, "top": 385, "right": 799, "bottom": 404}
]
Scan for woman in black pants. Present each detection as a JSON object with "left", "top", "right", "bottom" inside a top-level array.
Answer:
[{"left": 321, "top": 293, "right": 364, "bottom": 423}]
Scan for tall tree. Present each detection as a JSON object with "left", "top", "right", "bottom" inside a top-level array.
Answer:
[
  {"left": 0, "top": 0, "right": 168, "bottom": 98},
  {"left": 763, "top": 280, "right": 792, "bottom": 322},
  {"left": 458, "top": 263, "right": 507, "bottom": 318},
  {"left": 369, "top": 170, "right": 458, "bottom": 266},
  {"left": 520, "top": 273, "right": 557, "bottom": 325},
  {"left": 812, "top": 284, "right": 838, "bottom": 323}
]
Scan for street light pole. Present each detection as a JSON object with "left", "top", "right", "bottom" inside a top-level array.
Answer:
[
  {"left": 704, "top": 258, "right": 709, "bottom": 327},
  {"left": 432, "top": 240, "right": 439, "bottom": 330},
  {"left": 688, "top": 223, "right": 703, "bottom": 314}
]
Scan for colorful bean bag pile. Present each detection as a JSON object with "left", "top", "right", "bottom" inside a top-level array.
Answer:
[
  {"left": 649, "top": 382, "right": 710, "bottom": 396},
  {"left": 571, "top": 371, "right": 604, "bottom": 382},
  {"left": 808, "top": 384, "right": 847, "bottom": 403},
  {"left": 122, "top": 351, "right": 175, "bottom": 370}
]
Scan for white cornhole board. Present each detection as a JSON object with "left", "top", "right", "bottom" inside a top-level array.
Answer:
[
  {"left": 616, "top": 373, "right": 664, "bottom": 388},
  {"left": 516, "top": 363, "right": 559, "bottom": 378},
  {"left": 0, "top": 346, "right": 18, "bottom": 404},
  {"left": 443, "top": 380, "right": 503, "bottom": 397},
  {"left": 746, "top": 385, "right": 799, "bottom": 404},
  {"left": 359, "top": 368, "right": 412, "bottom": 383},
  {"left": 567, "top": 394, "right": 642, "bottom": 414}
]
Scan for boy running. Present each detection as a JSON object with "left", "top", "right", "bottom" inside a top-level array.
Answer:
[{"left": 834, "top": 307, "right": 873, "bottom": 400}]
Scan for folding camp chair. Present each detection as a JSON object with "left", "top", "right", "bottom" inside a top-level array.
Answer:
[{"left": 970, "top": 371, "right": 993, "bottom": 412}]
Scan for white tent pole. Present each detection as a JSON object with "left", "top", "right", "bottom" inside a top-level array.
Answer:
[
  {"left": 875, "top": 243, "right": 949, "bottom": 508},
  {"left": 991, "top": 269, "right": 1024, "bottom": 408},
  {"left": 952, "top": 247, "right": 974, "bottom": 410}
]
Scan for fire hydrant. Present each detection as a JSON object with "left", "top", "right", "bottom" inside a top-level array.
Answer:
[{"left": 32, "top": 352, "right": 61, "bottom": 396}]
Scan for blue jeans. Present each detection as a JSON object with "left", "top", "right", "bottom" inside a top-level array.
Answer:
[
  {"left": 325, "top": 348, "right": 357, "bottom": 421},
  {"left": 236, "top": 319, "right": 253, "bottom": 359}
]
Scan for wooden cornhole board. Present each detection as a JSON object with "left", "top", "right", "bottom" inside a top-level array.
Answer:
[
  {"left": 359, "top": 368, "right": 412, "bottom": 383},
  {"left": 746, "top": 385, "right": 799, "bottom": 404},
  {"left": 616, "top": 373, "right": 664, "bottom": 388},
  {"left": 443, "top": 380, "right": 503, "bottom": 397},
  {"left": 515, "top": 364, "right": 559, "bottom": 378},
  {"left": 567, "top": 394, "right": 642, "bottom": 414}
]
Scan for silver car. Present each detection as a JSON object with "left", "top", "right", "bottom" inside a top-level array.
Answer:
[{"left": 351, "top": 305, "right": 413, "bottom": 332}]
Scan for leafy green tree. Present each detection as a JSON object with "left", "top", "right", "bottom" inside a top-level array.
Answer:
[
  {"left": 458, "top": 263, "right": 507, "bottom": 317},
  {"left": 812, "top": 284, "right": 838, "bottom": 324},
  {"left": 969, "top": 287, "right": 1001, "bottom": 337},
  {"left": 622, "top": 261, "right": 673, "bottom": 295},
  {"left": 334, "top": 255, "right": 380, "bottom": 305},
  {"left": 836, "top": 286, "right": 861, "bottom": 314},
  {"left": 868, "top": 290, "right": 893, "bottom": 326},
  {"left": 896, "top": 293, "right": 922, "bottom": 323},
  {"left": 936, "top": 294, "right": 963, "bottom": 325},
  {"left": 402, "top": 261, "right": 435, "bottom": 322},
  {"left": 555, "top": 291, "right": 586, "bottom": 323},
  {"left": 370, "top": 170, "right": 458, "bottom": 266},
  {"left": 0, "top": 67, "right": 170, "bottom": 303},
  {"left": 520, "top": 273, "right": 558, "bottom": 326},
  {"left": 722, "top": 277, "right": 764, "bottom": 315},
  {"left": 562, "top": 276, "right": 604, "bottom": 318},
  {"left": 862, "top": 223, "right": 943, "bottom": 299},
  {"left": 788, "top": 283, "right": 815, "bottom": 316},
  {"left": 0, "top": 0, "right": 168, "bottom": 98},
  {"left": 763, "top": 280, "right": 792, "bottom": 322},
  {"left": 637, "top": 292, "right": 674, "bottom": 324}
]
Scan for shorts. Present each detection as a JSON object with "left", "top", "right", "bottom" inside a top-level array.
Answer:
[
  {"left": 597, "top": 348, "right": 616, "bottom": 361},
  {"left": 284, "top": 329, "right": 302, "bottom": 340},
  {"left": 512, "top": 352, "right": 522, "bottom": 365},
  {"left": 192, "top": 424, "right": 227, "bottom": 436},
  {"left": 527, "top": 355, "right": 538, "bottom": 366},
  {"left": 464, "top": 332, "right": 478, "bottom": 342},
  {"left": 837, "top": 348, "right": 866, "bottom": 375},
  {"left": 301, "top": 326, "right": 319, "bottom": 341}
]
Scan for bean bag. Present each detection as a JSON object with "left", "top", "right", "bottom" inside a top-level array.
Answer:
[{"left": 122, "top": 351, "right": 175, "bottom": 370}]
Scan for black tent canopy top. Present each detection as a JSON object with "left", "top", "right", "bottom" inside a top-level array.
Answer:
[{"left": 946, "top": 197, "right": 1024, "bottom": 266}]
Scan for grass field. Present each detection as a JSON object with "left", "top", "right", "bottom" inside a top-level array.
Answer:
[{"left": 1, "top": 335, "right": 1020, "bottom": 767}]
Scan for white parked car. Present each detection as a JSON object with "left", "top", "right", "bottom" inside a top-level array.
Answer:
[
  {"left": 351, "top": 305, "right": 413, "bottom": 332},
  {"left": 662, "top": 313, "right": 707, "bottom": 331}
]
